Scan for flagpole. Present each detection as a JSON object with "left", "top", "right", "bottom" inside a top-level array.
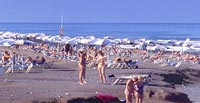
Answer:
[{"left": 60, "top": 13, "right": 64, "bottom": 37}]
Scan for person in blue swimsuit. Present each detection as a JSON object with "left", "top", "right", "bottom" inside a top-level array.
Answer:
[{"left": 134, "top": 75, "right": 145, "bottom": 103}]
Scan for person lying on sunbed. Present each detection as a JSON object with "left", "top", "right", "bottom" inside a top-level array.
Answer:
[
  {"left": 25, "top": 56, "right": 45, "bottom": 65},
  {"left": 36, "top": 57, "right": 46, "bottom": 65},
  {"left": 25, "top": 56, "right": 36, "bottom": 65},
  {"left": 150, "top": 51, "right": 163, "bottom": 61},
  {"left": 191, "top": 55, "right": 200, "bottom": 64},
  {"left": 123, "top": 57, "right": 138, "bottom": 69}
]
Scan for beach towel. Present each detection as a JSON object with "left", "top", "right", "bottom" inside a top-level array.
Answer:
[{"left": 95, "top": 93, "right": 120, "bottom": 103}]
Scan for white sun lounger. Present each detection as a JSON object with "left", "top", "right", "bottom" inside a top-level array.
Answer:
[{"left": 112, "top": 74, "right": 151, "bottom": 85}]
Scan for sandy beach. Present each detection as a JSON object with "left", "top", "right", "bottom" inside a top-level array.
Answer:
[{"left": 0, "top": 46, "right": 199, "bottom": 103}]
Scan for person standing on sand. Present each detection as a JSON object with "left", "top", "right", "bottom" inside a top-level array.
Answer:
[
  {"left": 97, "top": 50, "right": 107, "bottom": 84},
  {"left": 134, "top": 75, "right": 145, "bottom": 103},
  {"left": 78, "top": 49, "right": 87, "bottom": 84},
  {"left": 125, "top": 77, "right": 137, "bottom": 103}
]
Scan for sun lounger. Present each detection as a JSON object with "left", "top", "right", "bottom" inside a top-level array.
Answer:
[
  {"left": 5, "top": 65, "right": 28, "bottom": 73},
  {"left": 112, "top": 74, "right": 151, "bottom": 85},
  {"left": 161, "top": 61, "right": 182, "bottom": 68},
  {"left": 25, "top": 63, "right": 43, "bottom": 73}
]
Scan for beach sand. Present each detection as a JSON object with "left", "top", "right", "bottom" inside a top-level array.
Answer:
[{"left": 0, "top": 47, "right": 199, "bottom": 103}]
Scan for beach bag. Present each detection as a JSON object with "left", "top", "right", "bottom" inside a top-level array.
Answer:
[{"left": 95, "top": 93, "right": 120, "bottom": 103}]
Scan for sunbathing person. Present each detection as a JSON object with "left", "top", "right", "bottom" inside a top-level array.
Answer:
[
  {"left": 161, "top": 58, "right": 182, "bottom": 68},
  {"left": 114, "top": 57, "right": 123, "bottom": 64},
  {"left": 150, "top": 51, "right": 163, "bottom": 61},
  {"left": 36, "top": 57, "right": 46, "bottom": 65},
  {"left": 2, "top": 51, "right": 11, "bottom": 64},
  {"left": 183, "top": 53, "right": 193, "bottom": 61},
  {"left": 25, "top": 56, "right": 37, "bottom": 65},
  {"left": 124, "top": 57, "right": 138, "bottom": 69},
  {"left": 192, "top": 55, "right": 200, "bottom": 64},
  {"left": 25, "top": 56, "right": 45, "bottom": 65}
]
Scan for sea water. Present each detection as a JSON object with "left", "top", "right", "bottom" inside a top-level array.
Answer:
[{"left": 0, "top": 23, "right": 200, "bottom": 40}]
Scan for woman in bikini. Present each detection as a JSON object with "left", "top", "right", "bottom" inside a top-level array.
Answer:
[
  {"left": 97, "top": 50, "right": 107, "bottom": 83},
  {"left": 78, "top": 49, "right": 87, "bottom": 84}
]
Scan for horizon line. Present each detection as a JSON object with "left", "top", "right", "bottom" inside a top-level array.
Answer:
[{"left": 1, "top": 22, "right": 200, "bottom": 24}]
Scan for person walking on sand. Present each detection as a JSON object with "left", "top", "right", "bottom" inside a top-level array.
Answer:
[
  {"left": 78, "top": 49, "right": 87, "bottom": 84},
  {"left": 134, "top": 75, "right": 145, "bottom": 103},
  {"left": 97, "top": 50, "right": 107, "bottom": 84},
  {"left": 125, "top": 76, "right": 138, "bottom": 103}
]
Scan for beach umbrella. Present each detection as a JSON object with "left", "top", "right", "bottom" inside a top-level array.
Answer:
[
  {"left": 145, "top": 40, "right": 156, "bottom": 46},
  {"left": 103, "top": 36, "right": 115, "bottom": 39},
  {"left": 15, "top": 40, "right": 36, "bottom": 45},
  {"left": 36, "top": 35, "right": 46, "bottom": 40},
  {"left": 122, "top": 38, "right": 133, "bottom": 44},
  {"left": 74, "top": 36, "right": 84, "bottom": 39},
  {"left": 90, "top": 38, "right": 113, "bottom": 45},
  {"left": 78, "top": 38, "right": 92, "bottom": 44},
  {"left": 183, "top": 47, "right": 200, "bottom": 53},
  {"left": 0, "top": 39, "right": 15, "bottom": 46},
  {"left": 2, "top": 31, "right": 13, "bottom": 39},
  {"left": 65, "top": 38, "right": 79, "bottom": 44},
  {"left": 0, "top": 31, "right": 3, "bottom": 35},
  {"left": 27, "top": 33, "right": 46, "bottom": 38},
  {"left": 190, "top": 44, "right": 200, "bottom": 49},
  {"left": 86, "top": 36, "right": 96, "bottom": 40},
  {"left": 41, "top": 36, "right": 51, "bottom": 41},
  {"left": 114, "top": 39, "right": 122, "bottom": 44},
  {"left": 17, "top": 33, "right": 27, "bottom": 39},
  {"left": 147, "top": 45, "right": 168, "bottom": 51}
]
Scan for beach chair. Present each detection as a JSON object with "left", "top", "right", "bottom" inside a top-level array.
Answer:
[
  {"left": 25, "top": 61, "right": 55, "bottom": 73},
  {"left": 112, "top": 74, "right": 151, "bottom": 85},
  {"left": 34, "top": 61, "right": 55, "bottom": 69},
  {"left": 25, "top": 63, "right": 43, "bottom": 73},
  {"left": 43, "top": 61, "right": 54, "bottom": 69},
  {"left": 161, "top": 60, "right": 182, "bottom": 68},
  {"left": 87, "top": 60, "right": 96, "bottom": 68},
  {"left": 124, "top": 60, "right": 139, "bottom": 69},
  {"left": 5, "top": 64, "right": 28, "bottom": 73}
]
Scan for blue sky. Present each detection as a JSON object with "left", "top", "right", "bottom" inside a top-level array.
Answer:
[{"left": 0, "top": 0, "right": 200, "bottom": 23}]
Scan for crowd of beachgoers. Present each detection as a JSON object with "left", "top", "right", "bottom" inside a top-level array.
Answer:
[
  {"left": 0, "top": 32, "right": 199, "bottom": 70},
  {"left": 0, "top": 31, "right": 200, "bottom": 103}
]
